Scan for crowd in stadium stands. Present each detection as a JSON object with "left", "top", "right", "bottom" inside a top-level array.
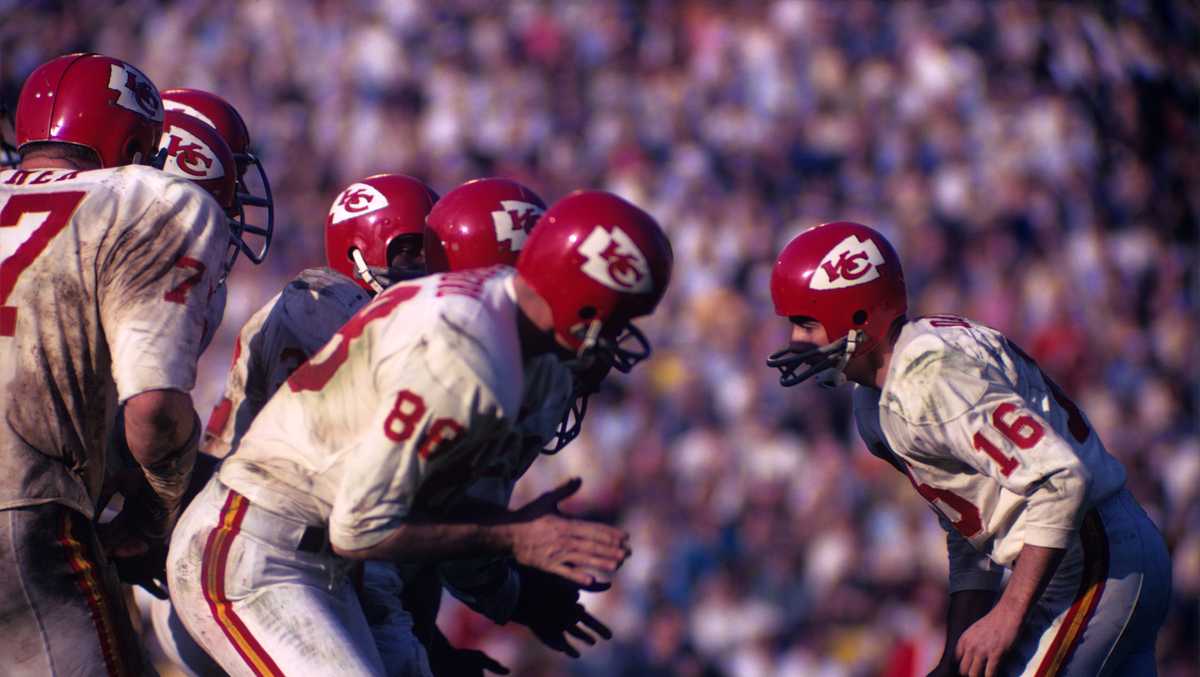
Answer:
[{"left": 3, "top": 1, "right": 1196, "bottom": 675}]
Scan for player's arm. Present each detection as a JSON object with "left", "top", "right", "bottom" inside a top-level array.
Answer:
[
  {"left": 103, "top": 177, "right": 231, "bottom": 536},
  {"left": 334, "top": 477, "right": 627, "bottom": 588},
  {"left": 434, "top": 478, "right": 521, "bottom": 623},
  {"left": 123, "top": 389, "right": 200, "bottom": 527},
  {"left": 327, "top": 351, "right": 629, "bottom": 587}
]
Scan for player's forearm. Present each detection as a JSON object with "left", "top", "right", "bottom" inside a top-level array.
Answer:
[
  {"left": 333, "top": 520, "right": 514, "bottom": 562},
  {"left": 995, "top": 543, "right": 1065, "bottom": 620},
  {"left": 123, "top": 389, "right": 200, "bottom": 528}
]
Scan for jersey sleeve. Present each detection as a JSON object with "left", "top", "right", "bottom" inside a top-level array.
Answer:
[
  {"left": 327, "top": 339, "right": 510, "bottom": 553},
  {"left": 886, "top": 338, "right": 1093, "bottom": 550},
  {"left": 102, "top": 179, "right": 230, "bottom": 402}
]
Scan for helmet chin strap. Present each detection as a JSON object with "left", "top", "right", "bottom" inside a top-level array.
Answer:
[
  {"left": 814, "top": 329, "right": 860, "bottom": 389},
  {"left": 350, "top": 248, "right": 385, "bottom": 294}
]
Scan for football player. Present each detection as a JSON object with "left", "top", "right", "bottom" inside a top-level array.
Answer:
[
  {"left": 114, "top": 105, "right": 273, "bottom": 677},
  {"left": 166, "top": 190, "right": 672, "bottom": 675},
  {"left": 420, "top": 177, "right": 633, "bottom": 667},
  {"left": 0, "top": 53, "right": 234, "bottom": 674},
  {"left": 140, "top": 172, "right": 436, "bottom": 676},
  {"left": 766, "top": 221, "right": 1171, "bottom": 677}
]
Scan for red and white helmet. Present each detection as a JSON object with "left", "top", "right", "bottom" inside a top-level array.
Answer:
[
  {"left": 15, "top": 53, "right": 163, "bottom": 168},
  {"left": 158, "top": 110, "right": 236, "bottom": 212},
  {"left": 161, "top": 88, "right": 273, "bottom": 264},
  {"left": 325, "top": 174, "right": 439, "bottom": 294},
  {"left": 157, "top": 110, "right": 241, "bottom": 276},
  {"left": 424, "top": 177, "right": 546, "bottom": 272},
  {"left": 767, "top": 221, "right": 907, "bottom": 387},
  {"left": 517, "top": 190, "right": 673, "bottom": 372}
]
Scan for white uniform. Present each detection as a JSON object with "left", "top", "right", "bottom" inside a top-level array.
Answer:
[
  {"left": 167, "top": 266, "right": 572, "bottom": 676},
  {"left": 201, "top": 267, "right": 369, "bottom": 458},
  {"left": 854, "top": 316, "right": 1171, "bottom": 676},
  {"left": 146, "top": 266, "right": 368, "bottom": 676},
  {"left": 0, "top": 166, "right": 229, "bottom": 675}
]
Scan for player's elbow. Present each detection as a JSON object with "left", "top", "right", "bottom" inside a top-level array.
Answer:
[{"left": 124, "top": 389, "right": 196, "bottom": 466}]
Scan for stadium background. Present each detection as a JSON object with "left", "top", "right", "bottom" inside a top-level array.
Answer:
[{"left": 2, "top": 1, "right": 1197, "bottom": 675}]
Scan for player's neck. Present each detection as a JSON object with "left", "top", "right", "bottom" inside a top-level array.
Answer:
[
  {"left": 512, "top": 273, "right": 563, "bottom": 362},
  {"left": 871, "top": 350, "right": 893, "bottom": 389}
]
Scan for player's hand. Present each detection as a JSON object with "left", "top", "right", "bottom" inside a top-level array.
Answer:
[
  {"left": 511, "top": 565, "right": 613, "bottom": 659},
  {"left": 427, "top": 627, "right": 509, "bottom": 676},
  {"left": 955, "top": 602, "right": 1021, "bottom": 677},
  {"left": 97, "top": 500, "right": 171, "bottom": 599},
  {"left": 505, "top": 478, "right": 630, "bottom": 587}
]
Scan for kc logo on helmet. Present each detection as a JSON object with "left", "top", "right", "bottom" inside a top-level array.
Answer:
[
  {"left": 492, "top": 200, "right": 544, "bottom": 252},
  {"left": 810, "top": 235, "right": 885, "bottom": 290},
  {"left": 161, "top": 125, "right": 223, "bottom": 179},
  {"left": 107, "top": 64, "right": 163, "bottom": 121},
  {"left": 578, "top": 225, "right": 652, "bottom": 293},
  {"left": 329, "top": 183, "right": 389, "bottom": 224}
]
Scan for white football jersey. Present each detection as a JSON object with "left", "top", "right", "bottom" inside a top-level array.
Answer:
[
  {"left": 201, "top": 267, "right": 370, "bottom": 458},
  {"left": 0, "top": 166, "right": 230, "bottom": 517},
  {"left": 854, "top": 315, "right": 1126, "bottom": 590},
  {"left": 218, "top": 266, "right": 573, "bottom": 552}
]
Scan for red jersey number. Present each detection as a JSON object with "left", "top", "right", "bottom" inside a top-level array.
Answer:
[
  {"left": 287, "top": 285, "right": 419, "bottom": 392},
  {"left": 0, "top": 192, "right": 87, "bottom": 336}
]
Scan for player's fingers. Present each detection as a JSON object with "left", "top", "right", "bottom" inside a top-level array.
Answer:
[
  {"left": 564, "top": 623, "right": 597, "bottom": 645},
  {"left": 547, "top": 563, "right": 596, "bottom": 588},
  {"left": 965, "top": 653, "right": 983, "bottom": 677},
  {"left": 580, "top": 579, "right": 612, "bottom": 593},
  {"left": 563, "top": 552, "right": 625, "bottom": 574},
  {"left": 538, "top": 477, "right": 582, "bottom": 508},
  {"left": 957, "top": 651, "right": 972, "bottom": 677},
  {"left": 548, "top": 633, "right": 581, "bottom": 659},
  {"left": 565, "top": 537, "right": 629, "bottom": 564},
  {"left": 985, "top": 654, "right": 997, "bottom": 677},
  {"left": 567, "top": 521, "right": 629, "bottom": 548},
  {"left": 579, "top": 611, "right": 612, "bottom": 640}
]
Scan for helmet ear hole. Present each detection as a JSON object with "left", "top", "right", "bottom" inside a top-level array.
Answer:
[
  {"left": 853, "top": 310, "right": 868, "bottom": 325},
  {"left": 579, "top": 306, "right": 597, "bottom": 320}
]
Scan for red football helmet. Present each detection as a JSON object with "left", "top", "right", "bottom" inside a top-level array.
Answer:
[
  {"left": 15, "top": 53, "right": 163, "bottom": 168},
  {"left": 157, "top": 111, "right": 240, "bottom": 276},
  {"left": 767, "top": 221, "right": 907, "bottom": 387},
  {"left": 325, "top": 174, "right": 439, "bottom": 294},
  {"left": 517, "top": 190, "right": 673, "bottom": 371},
  {"left": 161, "top": 88, "right": 273, "bottom": 264},
  {"left": 158, "top": 111, "right": 236, "bottom": 212},
  {"left": 424, "top": 178, "right": 546, "bottom": 272}
]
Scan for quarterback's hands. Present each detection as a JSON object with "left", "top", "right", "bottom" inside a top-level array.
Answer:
[
  {"left": 98, "top": 466, "right": 174, "bottom": 598},
  {"left": 428, "top": 628, "right": 509, "bottom": 676},
  {"left": 504, "top": 478, "right": 630, "bottom": 587},
  {"left": 511, "top": 565, "right": 613, "bottom": 658},
  {"left": 955, "top": 602, "right": 1021, "bottom": 677}
]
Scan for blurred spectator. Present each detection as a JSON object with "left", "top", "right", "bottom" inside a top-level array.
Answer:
[{"left": 4, "top": 1, "right": 1196, "bottom": 674}]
